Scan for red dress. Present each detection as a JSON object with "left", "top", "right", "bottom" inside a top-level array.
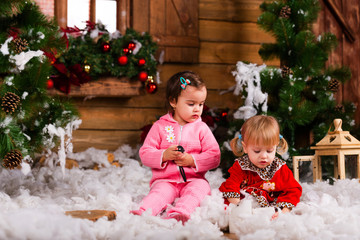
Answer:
[{"left": 219, "top": 155, "right": 302, "bottom": 209}]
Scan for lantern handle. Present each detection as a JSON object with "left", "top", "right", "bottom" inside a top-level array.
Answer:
[{"left": 328, "top": 118, "right": 343, "bottom": 134}]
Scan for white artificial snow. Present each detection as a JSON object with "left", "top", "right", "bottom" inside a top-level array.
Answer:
[
  {"left": 90, "top": 29, "right": 100, "bottom": 39},
  {"left": 0, "top": 37, "right": 13, "bottom": 55},
  {"left": 20, "top": 161, "right": 31, "bottom": 175},
  {"left": 158, "top": 50, "right": 165, "bottom": 64},
  {"left": 42, "top": 119, "right": 82, "bottom": 175},
  {"left": 110, "top": 30, "right": 122, "bottom": 40},
  {"left": 0, "top": 146, "right": 359, "bottom": 239},
  {"left": 22, "top": 92, "right": 28, "bottom": 99},
  {"left": 156, "top": 71, "right": 161, "bottom": 84},
  {"left": 5, "top": 76, "right": 14, "bottom": 86},
  {"left": 231, "top": 61, "right": 268, "bottom": 120},
  {"left": 0, "top": 116, "right": 13, "bottom": 128},
  {"left": 37, "top": 32, "right": 45, "bottom": 40},
  {"left": 23, "top": 133, "right": 31, "bottom": 141},
  {"left": 132, "top": 40, "right": 142, "bottom": 55},
  {"left": 10, "top": 50, "right": 44, "bottom": 71}
]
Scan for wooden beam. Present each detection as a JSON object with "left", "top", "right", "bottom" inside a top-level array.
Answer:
[
  {"left": 323, "top": 0, "right": 355, "bottom": 43},
  {"left": 54, "top": 0, "right": 67, "bottom": 28},
  {"left": 153, "top": 35, "right": 199, "bottom": 47},
  {"left": 89, "top": 0, "right": 96, "bottom": 23},
  {"left": 117, "top": 0, "right": 131, "bottom": 34}
]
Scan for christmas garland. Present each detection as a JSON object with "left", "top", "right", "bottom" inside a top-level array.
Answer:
[{"left": 47, "top": 21, "right": 159, "bottom": 94}]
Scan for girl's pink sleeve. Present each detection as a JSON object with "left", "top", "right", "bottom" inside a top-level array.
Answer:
[
  {"left": 139, "top": 123, "right": 167, "bottom": 169},
  {"left": 191, "top": 124, "right": 220, "bottom": 172}
]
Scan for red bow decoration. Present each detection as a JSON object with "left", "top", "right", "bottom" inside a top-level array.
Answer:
[
  {"left": 51, "top": 63, "right": 91, "bottom": 94},
  {"left": 60, "top": 26, "right": 82, "bottom": 48},
  {"left": 8, "top": 27, "right": 20, "bottom": 39},
  {"left": 85, "top": 21, "right": 96, "bottom": 31}
]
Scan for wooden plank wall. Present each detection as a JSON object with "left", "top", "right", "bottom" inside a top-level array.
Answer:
[
  {"left": 314, "top": 0, "right": 360, "bottom": 124},
  {"left": 71, "top": 0, "right": 277, "bottom": 152}
]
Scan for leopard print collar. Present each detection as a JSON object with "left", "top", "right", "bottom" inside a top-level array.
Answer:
[{"left": 236, "top": 155, "right": 286, "bottom": 180}]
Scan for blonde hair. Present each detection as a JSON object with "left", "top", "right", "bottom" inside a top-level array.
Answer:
[{"left": 230, "top": 115, "right": 288, "bottom": 156}]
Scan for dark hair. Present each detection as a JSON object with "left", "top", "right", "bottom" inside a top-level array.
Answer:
[{"left": 165, "top": 71, "right": 205, "bottom": 112}]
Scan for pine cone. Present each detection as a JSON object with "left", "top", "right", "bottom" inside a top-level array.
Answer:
[
  {"left": 335, "top": 104, "right": 345, "bottom": 112},
  {"left": 1, "top": 92, "right": 20, "bottom": 114},
  {"left": 2, "top": 150, "right": 22, "bottom": 169},
  {"left": 12, "top": 38, "right": 28, "bottom": 54},
  {"left": 328, "top": 79, "right": 340, "bottom": 92},
  {"left": 279, "top": 6, "right": 291, "bottom": 19},
  {"left": 281, "top": 65, "right": 293, "bottom": 78}
]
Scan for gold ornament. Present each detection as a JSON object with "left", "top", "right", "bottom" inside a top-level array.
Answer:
[{"left": 84, "top": 64, "right": 91, "bottom": 73}]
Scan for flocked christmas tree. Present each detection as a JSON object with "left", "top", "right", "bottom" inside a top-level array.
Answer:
[
  {"left": 219, "top": 0, "right": 356, "bottom": 176},
  {"left": 0, "top": 0, "right": 79, "bottom": 172}
]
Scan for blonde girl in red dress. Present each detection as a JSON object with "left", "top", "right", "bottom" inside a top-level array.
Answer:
[{"left": 219, "top": 115, "right": 302, "bottom": 220}]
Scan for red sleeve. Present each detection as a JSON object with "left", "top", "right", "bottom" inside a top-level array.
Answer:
[
  {"left": 219, "top": 161, "right": 244, "bottom": 196},
  {"left": 275, "top": 165, "right": 302, "bottom": 207}
]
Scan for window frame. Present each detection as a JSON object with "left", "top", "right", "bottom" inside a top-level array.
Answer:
[{"left": 55, "top": 0, "right": 130, "bottom": 34}]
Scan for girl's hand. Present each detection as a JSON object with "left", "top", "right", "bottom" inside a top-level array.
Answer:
[
  {"left": 271, "top": 207, "right": 291, "bottom": 220},
  {"left": 227, "top": 197, "right": 240, "bottom": 205},
  {"left": 174, "top": 153, "right": 195, "bottom": 167},
  {"left": 162, "top": 145, "right": 182, "bottom": 162}
]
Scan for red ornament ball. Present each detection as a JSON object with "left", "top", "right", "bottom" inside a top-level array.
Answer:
[
  {"left": 102, "top": 43, "right": 111, "bottom": 52},
  {"left": 146, "top": 81, "right": 158, "bottom": 94},
  {"left": 128, "top": 42, "right": 136, "bottom": 51},
  {"left": 138, "top": 71, "right": 148, "bottom": 82},
  {"left": 47, "top": 78, "right": 54, "bottom": 89},
  {"left": 118, "top": 55, "right": 128, "bottom": 65},
  {"left": 138, "top": 58, "right": 146, "bottom": 66}
]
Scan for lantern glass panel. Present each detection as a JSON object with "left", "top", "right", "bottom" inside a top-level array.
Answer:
[
  {"left": 345, "top": 155, "right": 358, "bottom": 179},
  {"left": 298, "top": 161, "right": 313, "bottom": 183},
  {"left": 320, "top": 156, "right": 336, "bottom": 181}
]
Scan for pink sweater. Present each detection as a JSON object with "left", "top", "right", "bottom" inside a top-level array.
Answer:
[{"left": 139, "top": 113, "right": 221, "bottom": 186}]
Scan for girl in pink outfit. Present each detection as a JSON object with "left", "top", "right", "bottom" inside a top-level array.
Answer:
[{"left": 131, "top": 71, "right": 221, "bottom": 223}]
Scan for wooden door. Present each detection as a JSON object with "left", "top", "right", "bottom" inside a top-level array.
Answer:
[
  {"left": 132, "top": 0, "right": 199, "bottom": 63},
  {"left": 315, "top": 0, "right": 360, "bottom": 124}
]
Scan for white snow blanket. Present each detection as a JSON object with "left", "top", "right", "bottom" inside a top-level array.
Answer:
[{"left": 0, "top": 146, "right": 359, "bottom": 240}]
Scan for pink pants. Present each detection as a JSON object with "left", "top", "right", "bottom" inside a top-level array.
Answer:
[{"left": 138, "top": 178, "right": 211, "bottom": 217}]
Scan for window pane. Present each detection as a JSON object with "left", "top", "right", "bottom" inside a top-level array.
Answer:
[
  {"left": 67, "top": 0, "right": 90, "bottom": 29},
  {"left": 96, "top": 0, "right": 117, "bottom": 33}
]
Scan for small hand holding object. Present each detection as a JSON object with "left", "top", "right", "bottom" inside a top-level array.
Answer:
[
  {"left": 162, "top": 145, "right": 182, "bottom": 162},
  {"left": 176, "top": 145, "right": 187, "bottom": 182},
  {"left": 174, "top": 146, "right": 195, "bottom": 167},
  {"left": 176, "top": 145, "right": 185, "bottom": 153}
]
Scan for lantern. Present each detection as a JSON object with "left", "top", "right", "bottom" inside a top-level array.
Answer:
[{"left": 310, "top": 119, "right": 360, "bottom": 181}]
